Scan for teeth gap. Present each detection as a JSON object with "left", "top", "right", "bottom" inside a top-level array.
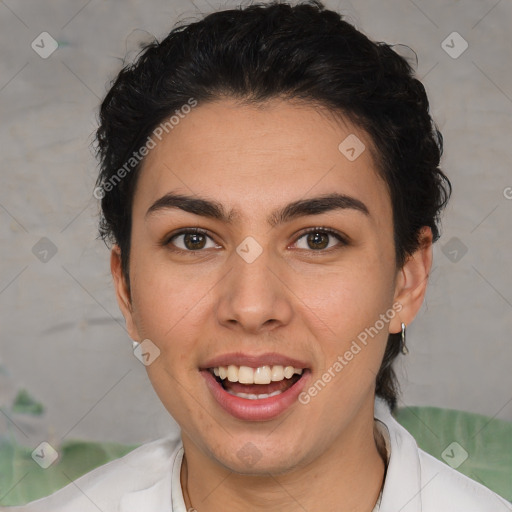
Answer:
[{"left": 211, "top": 371, "right": 224, "bottom": 386}]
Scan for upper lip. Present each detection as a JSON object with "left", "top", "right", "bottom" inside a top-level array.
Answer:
[{"left": 200, "top": 352, "right": 310, "bottom": 370}]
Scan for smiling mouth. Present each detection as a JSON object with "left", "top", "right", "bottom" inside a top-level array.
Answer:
[{"left": 208, "top": 365, "right": 306, "bottom": 400}]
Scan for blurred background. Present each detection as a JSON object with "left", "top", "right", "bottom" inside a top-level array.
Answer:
[{"left": 1, "top": 0, "right": 511, "bottom": 453}]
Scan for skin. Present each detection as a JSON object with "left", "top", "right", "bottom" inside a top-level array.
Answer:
[{"left": 111, "top": 98, "right": 432, "bottom": 512}]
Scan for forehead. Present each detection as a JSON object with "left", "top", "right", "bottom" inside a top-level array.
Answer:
[{"left": 132, "top": 98, "right": 391, "bottom": 226}]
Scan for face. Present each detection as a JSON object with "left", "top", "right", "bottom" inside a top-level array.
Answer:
[{"left": 112, "top": 98, "right": 430, "bottom": 475}]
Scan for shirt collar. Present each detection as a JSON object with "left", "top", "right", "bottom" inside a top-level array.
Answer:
[
  {"left": 374, "top": 396, "right": 423, "bottom": 512},
  {"left": 171, "top": 444, "right": 187, "bottom": 511},
  {"left": 119, "top": 475, "right": 173, "bottom": 512},
  {"left": 120, "top": 396, "right": 425, "bottom": 512}
]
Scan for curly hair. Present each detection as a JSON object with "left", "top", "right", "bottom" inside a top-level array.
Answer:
[{"left": 95, "top": 0, "right": 451, "bottom": 412}]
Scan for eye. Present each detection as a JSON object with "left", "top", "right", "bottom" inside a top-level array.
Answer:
[
  {"left": 163, "top": 227, "right": 348, "bottom": 254},
  {"left": 292, "top": 227, "right": 347, "bottom": 251},
  {"left": 165, "top": 228, "right": 220, "bottom": 252}
]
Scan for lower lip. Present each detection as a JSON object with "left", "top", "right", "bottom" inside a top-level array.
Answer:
[{"left": 201, "top": 370, "right": 310, "bottom": 421}]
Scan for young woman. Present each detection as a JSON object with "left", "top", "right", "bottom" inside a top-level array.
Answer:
[{"left": 10, "top": 1, "right": 511, "bottom": 510}]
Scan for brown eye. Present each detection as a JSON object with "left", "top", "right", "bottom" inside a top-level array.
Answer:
[
  {"left": 293, "top": 228, "right": 347, "bottom": 251},
  {"left": 182, "top": 232, "right": 207, "bottom": 250},
  {"left": 166, "top": 229, "right": 219, "bottom": 252},
  {"left": 305, "top": 231, "right": 329, "bottom": 250}
]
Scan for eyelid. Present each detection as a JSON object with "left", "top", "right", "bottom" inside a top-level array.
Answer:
[{"left": 163, "top": 226, "right": 208, "bottom": 241}]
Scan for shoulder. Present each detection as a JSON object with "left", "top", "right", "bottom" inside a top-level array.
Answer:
[
  {"left": 417, "top": 448, "right": 512, "bottom": 511},
  {"left": 374, "top": 397, "right": 512, "bottom": 512},
  {"left": 2, "top": 436, "right": 183, "bottom": 512}
]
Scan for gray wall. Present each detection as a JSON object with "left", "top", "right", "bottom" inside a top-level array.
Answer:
[{"left": 1, "top": 0, "right": 511, "bottom": 448}]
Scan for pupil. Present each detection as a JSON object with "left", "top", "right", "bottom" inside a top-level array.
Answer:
[
  {"left": 185, "top": 233, "right": 206, "bottom": 250},
  {"left": 308, "top": 232, "right": 328, "bottom": 250}
]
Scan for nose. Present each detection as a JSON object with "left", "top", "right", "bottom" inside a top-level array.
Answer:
[{"left": 215, "top": 242, "right": 294, "bottom": 334}]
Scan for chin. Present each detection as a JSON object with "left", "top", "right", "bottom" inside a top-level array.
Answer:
[{"left": 208, "top": 437, "right": 307, "bottom": 476}]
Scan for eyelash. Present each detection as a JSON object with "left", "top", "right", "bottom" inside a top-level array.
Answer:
[{"left": 162, "top": 227, "right": 348, "bottom": 255}]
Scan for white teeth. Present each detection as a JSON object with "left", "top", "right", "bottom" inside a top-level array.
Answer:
[
  {"left": 211, "top": 364, "right": 304, "bottom": 383},
  {"left": 227, "top": 365, "right": 238, "bottom": 382},
  {"left": 254, "top": 366, "right": 272, "bottom": 384},
  {"left": 271, "top": 365, "right": 284, "bottom": 381},
  {"left": 225, "top": 389, "right": 283, "bottom": 399},
  {"left": 238, "top": 366, "right": 254, "bottom": 384},
  {"left": 284, "top": 366, "right": 294, "bottom": 379}
]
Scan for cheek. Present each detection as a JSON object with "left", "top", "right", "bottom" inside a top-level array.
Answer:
[
  {"left": 128, "top": 257, "right": 208, "bottom": 414},
  {"left": 298, "top": 253, "right": 395, "bottom": 377},
  {"left": 129, "top": 251, "right": 209, "bottom": 343},
  {"left": 300, "top": 252, "right": 394, "bottom": 329}
]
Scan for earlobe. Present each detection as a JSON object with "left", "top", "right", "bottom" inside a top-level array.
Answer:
[
  {"left": 110, "top": 245, "right": 140, "bottom": 341},
  {"left": 389, "top": 227, "right": 433, "bottom": 335}
]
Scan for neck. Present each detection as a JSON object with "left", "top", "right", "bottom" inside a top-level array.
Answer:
[{"left": 181, "top": 399, "right": 387, "bottom": 512}]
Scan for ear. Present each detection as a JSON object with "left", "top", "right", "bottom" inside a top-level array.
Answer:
[
  {"left": 389, "top": 227, "right": 433, "bottom": 335},
  {"left": 110, "top": 245, "right": 141, "bottom": 341}
]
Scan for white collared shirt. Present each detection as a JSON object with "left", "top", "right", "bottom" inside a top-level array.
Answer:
[{"left": 5, "top": 397, "right": 511, "bottom": 511}]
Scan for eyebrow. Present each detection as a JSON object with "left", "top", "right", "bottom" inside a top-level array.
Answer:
[{"left": 145, "top": 192, "right": 369, "bottom": 228}]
